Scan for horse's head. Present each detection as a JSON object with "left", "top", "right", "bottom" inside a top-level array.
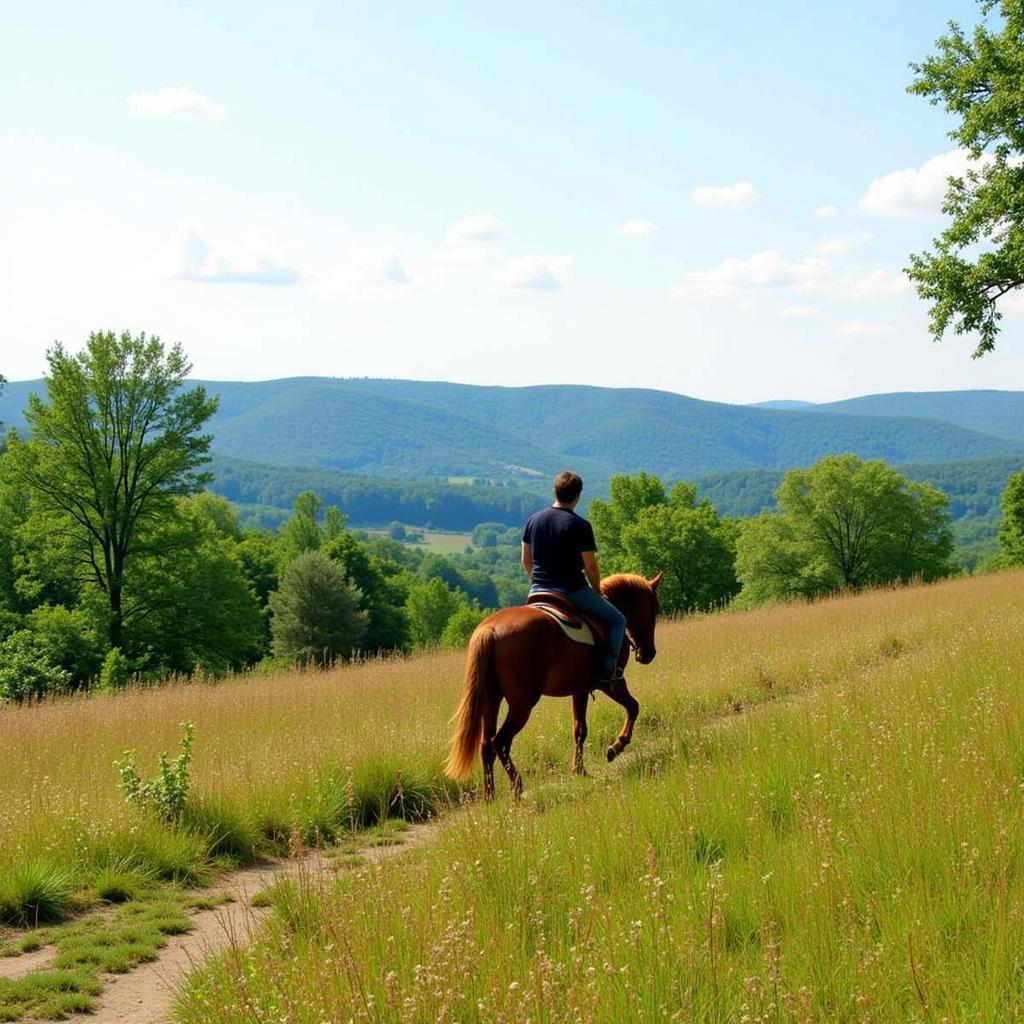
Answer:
[{"left": 602, "top": 572, "right": 662, "bottom": 665}]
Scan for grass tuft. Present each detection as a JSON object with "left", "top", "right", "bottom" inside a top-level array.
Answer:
[{"left": 0, "top": 862, "right": 75, "bottom": 926}]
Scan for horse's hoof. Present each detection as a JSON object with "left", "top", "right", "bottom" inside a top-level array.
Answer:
[{"left": 606, "top": 746, "right": 617, "bottom": 762}]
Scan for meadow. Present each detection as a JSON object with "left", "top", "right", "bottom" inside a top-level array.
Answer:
[{"left": 1, "top": 571, "right": 1023, "bottom": 1020}]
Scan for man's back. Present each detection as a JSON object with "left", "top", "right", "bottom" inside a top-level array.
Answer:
[{"left": 522, "top": 505, "right": 596, "bottom": 592}]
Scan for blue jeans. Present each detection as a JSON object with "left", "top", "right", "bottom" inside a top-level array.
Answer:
[{"left": 530, "top": 584, "right": 626, "bottom": 674}]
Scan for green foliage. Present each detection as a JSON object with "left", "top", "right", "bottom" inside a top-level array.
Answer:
[
  {"left": 907, "top": 0, "right": 1024, "bottom": 355},
  {"left": 4, "top": 332, "right": 217, "bottom": 655},
  {"left": 98, "top": 647, "right": 131, "bottom": 691},
  {"left": 998, "top": 466, "right": 1024, "bottom": 563},
  {"left": 592, "top": 472, "right": 737, "bottom": 613},
  {"left": 736, "top": 454, "right": 956, "bottom": 605},
  {"left": 115, "top": 722, "right": 195, "bottom": 823},
  {"left": 269, "top": 551, "right": 367, "bottom": 666},
  {"left": 405, "top": 577, "right": 460, "bottom": 647},
  {"left": 0, "top": 630, "right": 72, "bottom": 703},
  {"left": 441, "top": 604, "right": 487, "bottom": 648},
  {"left": 322, "top": 530, "right": 410, "bottom": 652},
  {"left": 25, "top": 604, "right": 103, "bottom": 687},
  {"left": 123, "top": 504, "right": 263, "bottom": 676}
]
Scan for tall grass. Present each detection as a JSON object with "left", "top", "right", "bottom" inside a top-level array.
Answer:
[{"left": 167, "top": 570, "right": 1024, "bottom": 1021}]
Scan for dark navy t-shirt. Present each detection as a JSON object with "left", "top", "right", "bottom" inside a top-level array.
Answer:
[{"left": 522, "top": 506, "right": 597, "bottom": 591}]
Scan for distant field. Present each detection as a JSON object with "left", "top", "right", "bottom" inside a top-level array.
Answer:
[
  {"left": 3, "top": 572, "right": 1024, "bottom": 1019},
  {"left": 363, "top": 527, "right": 474, "bottom": 554}
]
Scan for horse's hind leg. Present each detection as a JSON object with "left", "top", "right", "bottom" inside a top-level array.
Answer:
[
  {"left": 492, "top": 699, "right": 535, "bottom": 799},
  {"left": 602, "top": 680, "right": 640, "bottom": 763},
  {"left": 481, "top": 689, "right": 501, "bottom": 801},
  {"left": 571, "top": 691, "right": 589, "bottom": 776}
]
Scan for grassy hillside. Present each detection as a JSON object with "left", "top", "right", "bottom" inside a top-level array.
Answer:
[
  {"left": 4, "top": 378, "right": 1021, "bottom": 484},
  {"left": 173, "top": 570, "right": 1024, "bottom": 1022},
  {"left": 1, "top": 572, "right": 1022, "bottom": 1018}
]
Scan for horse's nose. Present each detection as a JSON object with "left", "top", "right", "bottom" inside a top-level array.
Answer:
[{"left": 638, "top": 647, "right": 656, "bottom": 664}]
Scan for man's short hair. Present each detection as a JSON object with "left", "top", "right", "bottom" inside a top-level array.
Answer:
[{"left": 553, "top": 471, "right": 583, "bottom": 503}]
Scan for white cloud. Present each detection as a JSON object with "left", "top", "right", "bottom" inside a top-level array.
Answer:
[
  {"left": 129, "top": 86, "right": 226, "bottom": 121},
  {"left": 446, "top": 213, "right": 504, "bottom": 245},
  {"left": 814, "top": 204, "right": 838, "bottom": 219},
  {"left": 836, "top": 320, "right": 894, "bottom": 337},
  {"left": 839, "top": 268, "right": 911, "bottom": 298},
  {"left": 495, "top": 254, "right": 570, "bottom": 291},
  {"left": 679, "top": 250, "right": 826, "bottom": 298},
  {"left": 691, "top": 181, "right": 760, "bottom": 208},
  {"left": 1001, "top": 291, "right": 1024, "bottom": 313},
  {"left": 175, "top": 228, "right": 300, "bottom": 285},
  {"left": 780, "top": 304, "right": 817, "bottom": 318},
  {"left": 858, "top": 149, "right": 990, "bottom": 217},
  {"left": 813, "top": 231, "right": 873, "bottom": 256},
  {"left": 618, "top": 219, "right": 657, "bottom": 237}
]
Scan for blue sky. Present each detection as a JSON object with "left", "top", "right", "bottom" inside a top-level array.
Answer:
[{"left": 2, "top": 0, "right": 1023, "bottom": 402}]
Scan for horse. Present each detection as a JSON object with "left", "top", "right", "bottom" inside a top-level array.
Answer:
[{"left": 444, "top": 572, "right": 662, "bottom": 798}]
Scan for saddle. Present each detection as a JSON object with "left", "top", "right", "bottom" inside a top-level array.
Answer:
[{"left": 525, "top": 591, "right": 605, "bottom": 647}]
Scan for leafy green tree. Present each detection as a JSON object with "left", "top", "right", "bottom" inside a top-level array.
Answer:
[
  {"left": 588, "top": 471, "right": 668, "bottom": 568},
  {"left": 125, "top": 506, "right": 263, "bottom": 675},
  {"left": 269, "top": 551, "right": 367, "bottom": 666},
  {"left": 907, "top": 0, "right": 1024, "bottom": 355},
  {"left": 405, "top": 577, "right": 459, "bottom": 647},
  {"left": 322, "top": 531, "right": 410, "bottom": 652},
  {"left": 621, "top": 501, "right": 739, "bottom": 613},
  {"left": 5, "top": 332, "right": 217, "bottom": 651},
  {"left": 187, "top": 492, "right": 241, "bottom": 541},
  {"left": 25, "top": 604, "right": 103, "bottom": 687},
  {"left": 98, "top": 647, "right": 131, "bottom": 691},
  {"left": 736, "top": 455, "right": 955, "bottom": 605},
  {"left": 278, "top": 491, "right": 347, "bottom": 561},
  {"left": 591, "top": 472, "right": 734, "bottom": 612},
  {"left": 441, "top": 605, "right": 486, "bottom": 648},
  {"left": 998, "top": 467, "right": 1024, "bottom": 563}
]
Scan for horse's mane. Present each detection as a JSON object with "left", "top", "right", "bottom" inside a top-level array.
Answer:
[{"left": 600, "top": 573, "right": 650, "bottom": 603}]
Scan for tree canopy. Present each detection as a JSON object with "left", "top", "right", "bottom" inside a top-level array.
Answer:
[
  {"left": 907, "top": 0, "right": 1024, "bottom": 355},
  {"left": 6, "top": 332, "right": 218, "bottom": 651},
  {"left": 736, "top": 455, "right": 956, "bottom": 604},
  {"left": 591, "top": 472, "right": 738, "bottom": 613},
  {"left": 997, "top": 466, "right": 1024, "bottom": 563}
]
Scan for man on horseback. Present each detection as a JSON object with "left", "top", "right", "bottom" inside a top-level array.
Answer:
[{"left": 521, "top": 471, "right": 626, "bottom": 685}]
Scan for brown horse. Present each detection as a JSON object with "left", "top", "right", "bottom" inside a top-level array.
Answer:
[{"left": 445, "top": 573, "right": 662, "bottom": 798}]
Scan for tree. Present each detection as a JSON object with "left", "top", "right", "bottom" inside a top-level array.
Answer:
[
  {"left": 588, "top": 472, "right": 668, "bottom": 569},
  {"left": 907, "top": 0, "right": 1024, "bottom": 355},
  {"left": 998, "top": 466, "right": 1024, "bottom": 563},
  {"left": 5, "top": 332, "right": 217, "bottom": 651},
  {"left": 591, "top": 472, "right": 735, "bottom": 613},
  {"left": 441, "top": 605, "right": 486, "bottom": 648},
  {"left": 322, "top": 530, "right": 410, "bottom": 652},
  {"left": 269, "top": 551, "right": 367, "bottom": 666},
  {"left": 405, "top": 577, "right": 460, "bottom": 647},
  {"left": 736, "top": 455, "right": 955, "bottom": 605},
  {"left": 621, "top": 502, "right": 739, "bottom": 613}
]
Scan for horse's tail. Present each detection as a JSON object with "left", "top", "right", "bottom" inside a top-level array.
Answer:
[{"left": 445, "top": 624, "right": 496, "bottom": 780}]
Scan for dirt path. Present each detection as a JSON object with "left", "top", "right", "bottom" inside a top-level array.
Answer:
[{"left": 1, "top": 822, "right": 437, "bottom": 1024}]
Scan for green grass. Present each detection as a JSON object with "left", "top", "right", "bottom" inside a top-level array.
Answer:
[{"left": 0, "top": 862, "right": 76, "bottom": 927}]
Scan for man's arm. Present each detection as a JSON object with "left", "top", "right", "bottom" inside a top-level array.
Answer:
[
  {"left": 581, "top": 550, "right": 601, "bottom": 591},
  {"left": 521, "top": 541, "right": 533, "bottom": 579}
]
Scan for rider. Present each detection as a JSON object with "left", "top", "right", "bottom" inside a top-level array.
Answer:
[{"left": 521, "top": 471, "right": 626, "bottom": 684}]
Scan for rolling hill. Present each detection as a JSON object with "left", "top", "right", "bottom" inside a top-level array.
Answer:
[{"left": 4, "top": 378, "right": 1021, "bottom": 484}]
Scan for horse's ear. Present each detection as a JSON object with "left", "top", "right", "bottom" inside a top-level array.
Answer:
[{"left": 649, "top": 571, "right": 663, "bottom": 590}]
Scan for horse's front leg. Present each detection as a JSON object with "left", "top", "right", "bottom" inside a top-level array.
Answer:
[
  {"left": 571, "top": 691, "right": 589, "bottom": 776},
  {"left": 600, "top": 678, "right": 640, "bottom": 762}
]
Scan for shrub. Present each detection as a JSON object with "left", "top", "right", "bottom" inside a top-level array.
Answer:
[
  {"left": 0, "top": 630, "right": 72, "bottom": 703},
  {"left": 441, "top": 604, "right": 487, "bottom": 648},
  {"left": 98, "top": 647, "right": 131, "bottom": 691},
  {"left": 116, "top": 722, "right": 195, "bottom": 823}
]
